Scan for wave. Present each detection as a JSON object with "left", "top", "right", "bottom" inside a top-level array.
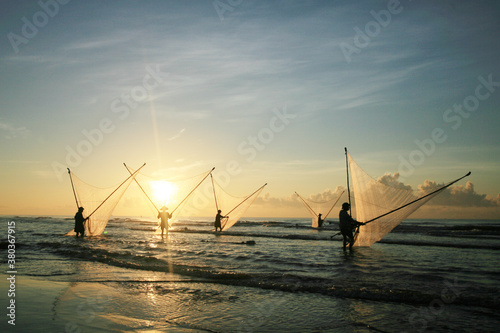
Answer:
[
  {"left": 130, "top": 218, "right": 500, "bottom": 234},
  {"left": 34, "top": 240, "right": 499, "bottom": 310},
  {"left": 168, "top": 228, "right": 328, "bottom": 241},
  {"left": 25, "top": 272, "right": 77, "bottom": 277},
  {"left": 150, "top": 228, "right": 500, "bottom": 249},
  {"left": 130, "top": 226, "right": 158, "bottom": 231},
  {"left": 12, "top": 217, "right": 500, "bottom": 314},
  {"left": 378, "top": 239, "right": 500, "bottom": 250},
  {"left": 0, "top": 241, "right": 20, "bottom": 249}
]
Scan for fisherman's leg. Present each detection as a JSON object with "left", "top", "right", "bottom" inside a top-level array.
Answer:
[{"left": 348, "top": 233, "right": 355, "bottom": 250}]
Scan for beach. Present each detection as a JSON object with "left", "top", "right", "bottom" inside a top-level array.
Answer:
[{"left": 1, "top": 216, "right": 499, "bottom": 332}]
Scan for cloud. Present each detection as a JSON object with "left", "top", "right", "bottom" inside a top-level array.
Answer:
[
  {"left": 255, "top": 174, "right": 499, "bottom": 220},
  {"left": 305, "top": 186, "right": 346, "bottom": 202},
  {"left": 419, "top": 180, "right": 499, "bottom": 207},
  {"left": 376, "top": 172, "right": 499, "bottom": 208},
  {"left": 168, "top": 128, "right": 186, "bottom": 141},
  {"left": 378, "top": 172, "right": 413, "bottom": 190},
  {"left": 255, "top": 192, "right": 297, "bottom": 208},
  {"left": 257, "top": 186, "right": 346, "bottom": 208},
  {"left": 0, "top": 121, "right": 30, "bottom": 139}
]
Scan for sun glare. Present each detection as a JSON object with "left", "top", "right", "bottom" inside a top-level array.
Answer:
[{"left": 150, "top": 180, "right": 178, "bottom": 208}]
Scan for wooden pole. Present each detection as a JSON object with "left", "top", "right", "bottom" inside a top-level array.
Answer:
[
  {"left": 86, "top": 163, "right": 146, "bottom": 219},
  {"left": 67, "top": 168, "right": 80, "bottom": 209},
  {"left": 345, "top": 147, "right": 352, "bottom": 216},
  {"left": 124, "top": 163, "right": 160, "bottom": 214}
]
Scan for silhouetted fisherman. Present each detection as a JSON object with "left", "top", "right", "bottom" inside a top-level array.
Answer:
[
  {"left": 214, "top": 209, "right": 227, "bottom": 232},
  {"left": 158, "top": 206, "right": 172, "bottom": 236},
  {"left": 317, "top": 213, "right": 325, "bottom": 228},
  {"left": 339, "top": 202, "right": 364, "bottom": 250},
  {"left": 74, "top": 207, "right": 88, "bottom": 237}
]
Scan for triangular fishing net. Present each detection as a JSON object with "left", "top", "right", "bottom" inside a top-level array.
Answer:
[
  {"left": 125, "top": 165, "right": 213, "bottom": 232},
  {"left": 348, "top": 154, "right": 461, "bottom": 247},
  {"left": 295, "top": 191, "right": 345, "bottom": 227},
  {"left": 211, "top": 176, "right": 266, "bottom": 231},
  {"left": 65, "top": 168, "right": 140, "bottom": 236}
]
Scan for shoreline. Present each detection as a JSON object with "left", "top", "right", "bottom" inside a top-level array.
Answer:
[{"left": 0, "top": 273, "right": 195, "bottom": 332}]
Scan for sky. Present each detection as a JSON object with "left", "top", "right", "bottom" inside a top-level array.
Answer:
[{"left": 1, "top": 0, "right": 499, "bottom": 219}]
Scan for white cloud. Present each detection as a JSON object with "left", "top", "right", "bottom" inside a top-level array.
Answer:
[
  {"left": 0, "top": 121, "right": 30, "bottom": 139},
  {"left": 168, "top": 128, "right": 186, "bottom": 141},
  {"left": 419, "top": 180, "right": 499, "bottom": 208},
  {"left": 375, "top": 172, "right": 499, "bottom": 208}
]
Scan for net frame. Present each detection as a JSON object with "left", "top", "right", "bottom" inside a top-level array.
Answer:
[
  {"left": 348, "top": 154, "right": 470, "bottom": 246},
  {"left": 211, "top": 176, "right": 267, "bottom": 231},
  {"left": 295, "top": 191, "right": 345, "bottom": 227},
  {"left": 65, "top": 165, "right": 143, "bottom": 236},
  {"left": 124, "top": 165, "right": 214, "bottom": 232}
]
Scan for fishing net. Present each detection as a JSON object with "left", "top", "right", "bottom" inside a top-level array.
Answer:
[
  {"left": 295, "top": 191, "right": 345, "bottom": 227},
  {"left": 124, "top": 165, "right": 213, "bottom": 232},
  {"left": 348, "top": 154, "right": 453, "bottom": 247},
  {"left": 211, "top": 176, "right": 266, "bottom": 231},
  {"left": 65, "top": 167, "right": 140, "bottom": 236}
]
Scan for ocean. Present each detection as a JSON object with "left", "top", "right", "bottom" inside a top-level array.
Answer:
[{"left": 1, "top": 216, "right": 499, "bottom": 332}]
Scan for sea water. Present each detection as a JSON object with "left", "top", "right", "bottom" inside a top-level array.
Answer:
[{"left": 1, "top": 216, "right": 499, "bottom": 332}]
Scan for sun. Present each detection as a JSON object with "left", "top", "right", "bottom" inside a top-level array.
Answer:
[{"left": 149, "top": 180, "right": 178, "bottom": 208}]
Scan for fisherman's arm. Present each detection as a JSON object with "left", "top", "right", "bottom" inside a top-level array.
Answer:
[{"left": 349, "top": 216, "right": 365, "bottom": 226}]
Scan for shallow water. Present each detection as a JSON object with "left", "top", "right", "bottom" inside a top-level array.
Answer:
[{"left": 1, "top": 216, "right": 499, "bottom": 332}]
